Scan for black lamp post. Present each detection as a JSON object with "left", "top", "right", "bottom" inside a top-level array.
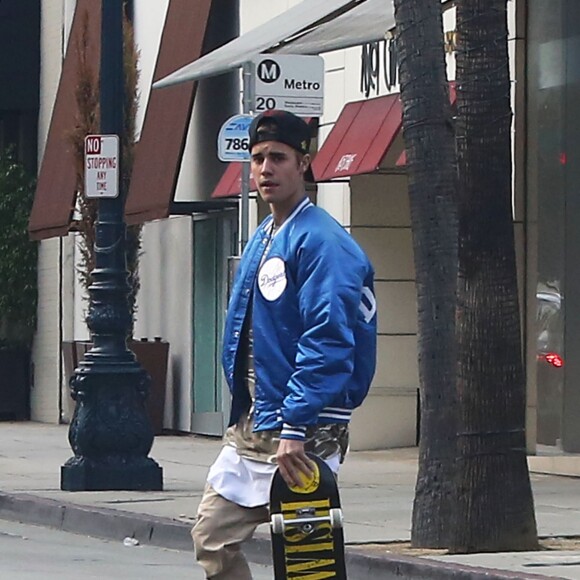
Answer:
[{"left": 61, "top": 0, "right": 163, "bottom": 491}]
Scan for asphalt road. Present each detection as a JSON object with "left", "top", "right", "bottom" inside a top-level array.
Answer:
[{"left": 0, "top": 520, "right": 274, "bottom": 579}]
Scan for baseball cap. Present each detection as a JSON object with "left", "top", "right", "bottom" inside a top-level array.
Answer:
[{"left": 248, "top": 110, "right": 315, "bottom": 182}]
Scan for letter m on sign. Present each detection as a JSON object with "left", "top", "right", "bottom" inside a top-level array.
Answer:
[
  {"left": 259, "top": 62, "right": 277, "bottom": 81},
  {"left": 257, "top": 58, "right": 281, "bottom": 84}
]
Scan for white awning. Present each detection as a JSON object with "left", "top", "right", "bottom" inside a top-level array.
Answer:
[
  {"left": 153, "top": 0, "right": 395, "bottom": 89},
  {"left": 277, "top": 0, "right": 395, "bottom": 56}
]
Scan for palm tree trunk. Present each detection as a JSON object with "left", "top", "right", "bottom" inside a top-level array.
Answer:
[
  {"left": 393, "top": 0, "right": 458, "bottom": 548},
  {"left": 451, "top": 0, "right": 538, "bottom": 552}
]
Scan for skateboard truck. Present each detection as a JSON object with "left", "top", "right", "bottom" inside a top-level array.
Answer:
[{"left": 270, "top": 507, "right": 344, "bottom": 535}]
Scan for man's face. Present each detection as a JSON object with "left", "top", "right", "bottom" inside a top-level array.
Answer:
[{"left": 250, "top": 141, "right": 309, "bottom": 210}]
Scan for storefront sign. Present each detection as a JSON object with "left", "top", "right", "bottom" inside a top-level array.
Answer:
[
  {"left": 359, "top": 31, "right": 457, "bottom": 98},
  {"left": 360, "top": 38, "right": 398, "bottom": 98}
]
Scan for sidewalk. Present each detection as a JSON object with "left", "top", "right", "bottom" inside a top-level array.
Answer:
[{"left": 0, "top": 422, "right": 579, "bottom": 579}]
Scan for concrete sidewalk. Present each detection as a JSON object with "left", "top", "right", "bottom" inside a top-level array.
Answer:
[{"left": 0, "top": 422, "right": 579, "bottom": 579}]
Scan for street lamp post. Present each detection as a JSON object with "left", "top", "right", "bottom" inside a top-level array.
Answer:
[{"left": 61, "top": 0, "right": 163, "bottom": 491}]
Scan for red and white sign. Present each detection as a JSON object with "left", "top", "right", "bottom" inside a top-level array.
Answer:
[{"left": 84, "top": 134, "right": 120, "bottom": 198}]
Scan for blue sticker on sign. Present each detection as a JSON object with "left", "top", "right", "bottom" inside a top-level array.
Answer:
[{"left": 217, "top": 114, "right": 253, "bottom": 162}]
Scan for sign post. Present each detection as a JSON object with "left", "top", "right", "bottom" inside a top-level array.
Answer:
[{"left": 240, "top": 62, "right": 254, "bottom": 251}]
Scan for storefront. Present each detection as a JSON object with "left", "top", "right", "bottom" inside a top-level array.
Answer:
[{"left": 528, "top": 0, "right": 580, "bottom": 453}]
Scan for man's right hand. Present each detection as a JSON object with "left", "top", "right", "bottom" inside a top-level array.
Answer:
[{"left": 276, "top": 439, "right": 315, "bottom": 488}]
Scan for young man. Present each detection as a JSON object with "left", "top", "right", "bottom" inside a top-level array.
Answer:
[{"left": 192, "top": 110, "right": 377, "bottom": 579}]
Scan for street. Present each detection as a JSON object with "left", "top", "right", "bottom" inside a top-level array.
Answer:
[{"left": 0, "top": 521, "right": 273, "bottom": 579}]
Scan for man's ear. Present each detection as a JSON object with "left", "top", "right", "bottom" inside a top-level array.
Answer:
[{"left": 301, "top": 154, "right": 311, "bottom": 172}]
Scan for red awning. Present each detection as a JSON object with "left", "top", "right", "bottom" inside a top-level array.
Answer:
[
  {"left": 211, "top": 162, "right": 256, "bottom": 198},
  {"left": 311, "top": 94, "right": 402, "bottom": 182},
  {"left": 28, "top": 0, "right": 102, "bottom": 240},
  {"left": 125, "top": 0, "right": 213, "bottom": 224}
]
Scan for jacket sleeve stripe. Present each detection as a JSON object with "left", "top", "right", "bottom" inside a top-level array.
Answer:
[{"left": 281, "top": 424, "right": 307, "bottom": 440}]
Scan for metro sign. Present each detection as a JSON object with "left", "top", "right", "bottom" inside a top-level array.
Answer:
[
  {"left": 252, "top": 54, "right": 324, "bottom": 117},
  {"left": 84, "top": 134, "right": 120, "bottom": 198}
]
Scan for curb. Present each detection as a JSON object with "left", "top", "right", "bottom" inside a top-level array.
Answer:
[
  {"left": 0, "top": 492, "right": 548, "bottom": 579},
  {"left": 0, "top": 492, "right": 193, "bottom": 551},
  {"left": 344, "top": 549, "right": 550, "bottom": 579}
]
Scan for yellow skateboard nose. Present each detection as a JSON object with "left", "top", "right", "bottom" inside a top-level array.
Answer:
[{"left": 288, "top": 462, "right": 320, "bottom": 494}]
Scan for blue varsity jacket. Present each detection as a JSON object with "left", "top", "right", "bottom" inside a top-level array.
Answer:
[{"left": 222, "top": 197, "right": 377, "bottom": 440}]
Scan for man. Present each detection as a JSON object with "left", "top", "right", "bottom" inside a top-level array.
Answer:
[{"left": 192, "top": 110, "right": 377, "bottom": 579}]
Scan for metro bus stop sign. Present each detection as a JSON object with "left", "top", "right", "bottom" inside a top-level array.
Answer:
[{"left": 252, "top": 54, "right": 324, "bottom": 117}]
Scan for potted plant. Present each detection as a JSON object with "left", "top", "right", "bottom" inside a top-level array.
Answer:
[
  {"left": 0, "top": 148, "right": 38, "bottom": 420},
  {"left": 62, "top": 11, "right": 168, "bottom": 433}
]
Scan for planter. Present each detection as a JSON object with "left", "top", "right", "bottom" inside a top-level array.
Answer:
[
  {"left": 129, "top": 339, "right": 169, "bottom": 435},
  {"left": 0, "top": 346, "right": 30, "bottom": 421},
  {"left": 62, "top": 338, "right": 169, "bottom": 434}
]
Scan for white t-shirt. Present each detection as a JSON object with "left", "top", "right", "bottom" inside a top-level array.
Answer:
[{"left": 207, "top": 445, "right": 340, "bottom": 508}]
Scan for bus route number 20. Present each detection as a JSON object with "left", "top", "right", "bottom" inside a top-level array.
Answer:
[{"left": 256, "top": 97, "right": 277, "bottom": 111}]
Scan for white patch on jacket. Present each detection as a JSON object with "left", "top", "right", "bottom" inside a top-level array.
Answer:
[{"left": 258, "top": 257, "right": 287, "bottom": 301}]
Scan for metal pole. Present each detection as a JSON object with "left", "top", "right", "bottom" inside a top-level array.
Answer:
[
  {"left": 240, "top": 61, "right": 253, "bottom": 252},
  {"left": 61, "top": 0, "right": 162, "bottom": 491}
]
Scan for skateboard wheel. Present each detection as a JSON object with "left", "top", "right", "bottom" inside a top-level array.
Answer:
[
  {"left": 271, "top": 513, "right": 285, "bottom": 534},
  {"left": 329, "top": 508, "right": 344, "bottom": 529}
]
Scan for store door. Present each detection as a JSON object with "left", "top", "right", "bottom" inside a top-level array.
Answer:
[{"left": 191, "top": 213, "right": 236, "bottom": 436}]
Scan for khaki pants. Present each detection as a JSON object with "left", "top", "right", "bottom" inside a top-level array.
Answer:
[{"left": 192, "top": 484, "right": 269, "bottom": 579}]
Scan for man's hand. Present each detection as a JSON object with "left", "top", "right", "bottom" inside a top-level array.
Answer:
[{"left": 276, "top": 439, "right": 315, "bottom": 488}]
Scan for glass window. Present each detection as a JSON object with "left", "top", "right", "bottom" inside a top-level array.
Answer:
[{"left": 528, "top": 0, "right": 566, "bottom": 447}]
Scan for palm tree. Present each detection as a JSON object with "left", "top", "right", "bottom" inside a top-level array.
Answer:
[
  {"left": 393, "top": 0, "right": 458, "bottom": 548},
  {"left": 451, "top": 0, "right": 538, "bottom": 552}
]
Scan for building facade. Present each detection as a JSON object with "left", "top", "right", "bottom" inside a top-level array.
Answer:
[{"left": 21, "top": 0, "right": 580, "bottom": 459}]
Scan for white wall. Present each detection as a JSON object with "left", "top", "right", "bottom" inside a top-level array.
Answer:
[
  {"left": 350, "top": 175, "right": 418, "bottom": 449},
  {"left": 134, "top": 0, "right": 169, "bottom": 139},
  {"left": 32, "top": 0, "right": 69, "bottom": 423},
  {"left": 31, "top": 240, "right": 61, "bottom": 423},
  {"left": 134, "top": 216, "right": 194, "bottom": 430},
  {"left": 38, "top": 0, "right": 66, "bottom": 159}
]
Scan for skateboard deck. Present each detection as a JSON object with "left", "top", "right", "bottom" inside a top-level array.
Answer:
[{"left": 269, "top": 453, "right": 347, "bottom": 579}]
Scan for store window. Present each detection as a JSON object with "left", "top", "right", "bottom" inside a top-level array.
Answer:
[{"left": 528, "top": 0, "right": 580, "bottom": 450}]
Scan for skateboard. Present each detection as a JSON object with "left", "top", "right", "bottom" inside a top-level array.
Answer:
[{"left": 269, "top": 453, "right": 347, "bottom": 579}]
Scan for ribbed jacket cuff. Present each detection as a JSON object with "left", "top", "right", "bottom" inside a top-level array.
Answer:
[{"left": 280, "top": 424, "right": 307, "bottom": 440}]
